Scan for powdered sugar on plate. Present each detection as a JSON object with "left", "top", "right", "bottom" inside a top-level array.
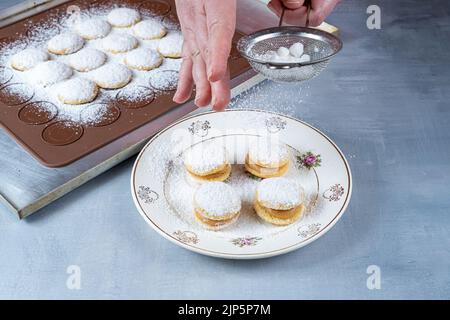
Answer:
[
  {"left": 0, "top": 5, "right": 182, "bottom": 125},
  {"left": 163, "top": 135, "right": 319, "bottom": 237}
]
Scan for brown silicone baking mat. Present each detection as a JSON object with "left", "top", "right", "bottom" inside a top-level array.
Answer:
[{"left": 0, "top": 0, "right": 250, "bottom": 167}]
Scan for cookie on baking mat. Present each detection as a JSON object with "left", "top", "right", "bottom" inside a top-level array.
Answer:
[
  {"left": 193, "top": 182, "right": 241, "bottom": 230},
  {"left": 254, "top": 177, "right": 305, "bottom": 226},
  {"left": 124, "top": 48, "right": 163, "bottom": 71},
  {"left": 133, "top": 19, "right": 166, "bottom": 40},
  {"left": 157, "top": 32, "right": 183, "bottom": 58},
  {"left": 107, "top": 8, "right": 141, "bottom": 28},
  {"left": 90, "top": 63, "right": 132, "bottom": 89},
  {"left": 69, "top": 48, "right": 106, "bottom": 72},
  {"left": 102, "top": 33, "right": 138, "bottom": 54},
  {"left": 10, "top": 48, "right": 49, "bottom": 71},
  {"left": 75, "top": 18, "right": 111, "bottom": 40},
  {"left": 30, "top": 61, "right": 73, "bottom": 87},
  {"left": 55, "top": 78, "right": 98, "bottom": 105},
  {"left": 48, "top": 33, "right": 84, "bottom": 55}
]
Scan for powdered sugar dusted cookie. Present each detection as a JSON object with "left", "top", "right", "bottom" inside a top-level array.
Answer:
[
  {"left": 75, "top": 18, "right": 111, "bottom": 40},
  {"left": 69, "top": 48, "right": 106, "bottom": 72},
  {"left": 124, "top": 48, "right": 162, "bottom": 71},
  {"left": 193, "top": 182, "right": 241, "bottom": 230},
  {"left": 29, "top": 61, "right": 72, "bottom": 87},
  {"left": 90, "top": 63, "right": 132, "bottom": 89},
  {"left": 102, "top": 34, "right": 138, "bottom": 54},
  {"left": 132, "top": 19, "right": 166, "bottom": 40},
  {"left": 10, "top": 48, "right": 49, "bottom": 71},
  {"left": 48, "top": 33, "right": 84, "bottom": 55},
  {"left": 107, "top": 8, "right": 141, "bottom": 28},
  {"left": 157, "top": 32, "right": 183, "bottom": 58},
  {"left": 56, "top": 78, "right": 98, "bottom": 105},
  {"left": 256, "top": 177, "right": 304, "bottom": 210}
]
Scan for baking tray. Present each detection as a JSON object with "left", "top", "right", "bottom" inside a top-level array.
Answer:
[{"left": 0, "top": 0, "right": 251, "bottom": 167}]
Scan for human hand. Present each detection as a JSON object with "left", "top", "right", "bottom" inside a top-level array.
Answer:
[
  {"left": 268, "top": 0, "right": 340, "bottom": 27},
  {"left": 173, "top": 0, "right": 236, "bottom": 111}
]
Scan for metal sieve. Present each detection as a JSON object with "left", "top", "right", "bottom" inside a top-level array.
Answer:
[{"left": 236, "top": 1, "right": 342, "bottom": 83}]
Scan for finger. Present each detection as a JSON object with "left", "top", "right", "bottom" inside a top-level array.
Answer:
[
  {"left": 192, "top": 2, "right": 210, "bottom": 67},
  {"left": 280, "top": 0, "right": 305, "bottom": 10},
  {"left": 210, "top": 69, "right": 230, "bottom": 111},
  {"left": 204, "top": 0, "right": 236, "bottom": 82},
  {"left": 308, "top": 0, "right": 340, "bottom": 27},
  {"left": 192, "top": 54, "right": 212, "bottom": 107},
  {"left": 173, "top": 45, "right": 194, "bottom": 103}
]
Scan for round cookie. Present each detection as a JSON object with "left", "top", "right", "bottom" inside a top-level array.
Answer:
[
  {"left": 254, "top": 200, "right": 305, "bottom": 226},
  {"left": 75, "top": 18, "right": 111, "bottom": 40},
  {"left": 107, "top": 8, "right": 141, "bottom": 28},
  {"left": 90, "top": 63, "right": 132, "bottom": 89},
  {"left": 188, "top": 164, "right": 232, "bottom": 183},
  {"left": 102, "top": 34, "right": 138, "bottom": 54},
  {"left": 48, "top": 33, "right": 84, "bottom": 55},
  {"left": 69, "top": 48, "right": 106, "bottom": 72},
  {"left": 184, "top": 143, "right": 228, "bottom": 176},
  {"left": 248, "top": 139, "right": 290, "bottom": 169},
  {"left": 55, "top": 78, "right": 98, "bottom": 104},
  {"left": 132, "top": 19, "right": 166, "bottom": 40},
  {"left": 10, "top": 48, "right": 49, "bottom": 71},
  {"left": 193, "top": 182, "right": 241, "bottom": 230},
  {"left": 157, "top": 32, "right": 183, "bottom": 58},
  {"left": 194, "top": 210, "right": 240, "bottom": 231},
  {"left": 256, "top": 177, "right": 304, "bottom": 210},
  {"left": 124, "top": 48, "right": 163, "bottom": 71},
  {"left": 30, "top": 61, "right": 72, "bottom": 86},
  {"left": 244, "top": 158, "right": 289, "bottom": 179}
]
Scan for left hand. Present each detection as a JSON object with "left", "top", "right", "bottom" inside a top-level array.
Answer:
[{"left": 173, "top": 0, "right": 236, "bottom": 111}]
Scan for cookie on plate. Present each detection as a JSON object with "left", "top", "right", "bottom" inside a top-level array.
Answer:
[
  {"left": 254, "top": 177, "right": 305, "bottom": 226},
  {"left": 245, "top": 138, "right": 290, "bottom": 178},
  {"left": 184, "top": 142, "right": 231, "bottom": 183},
  {"left": 194, "top": 182, "right": 241, "bottom": 230},
  {"left": 133, "top": 19, "right": 167, "bottom": 40}
]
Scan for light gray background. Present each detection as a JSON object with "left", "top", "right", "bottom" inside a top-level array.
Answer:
[{"left": 1, "top": 0, "right": 449, "bottom": 299}]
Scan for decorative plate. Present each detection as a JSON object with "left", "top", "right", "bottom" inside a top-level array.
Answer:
[{"left": 131, "top": 109, "right": 352, "bottom": 259}]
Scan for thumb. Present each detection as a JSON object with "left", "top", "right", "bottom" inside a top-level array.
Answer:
[{"left": 280, "top": 0, "right": 305, "bottom": 9}]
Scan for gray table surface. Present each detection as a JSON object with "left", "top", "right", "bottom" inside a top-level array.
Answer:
[{"left": 1, "top": 0, "right": 450, "bottom": 299}]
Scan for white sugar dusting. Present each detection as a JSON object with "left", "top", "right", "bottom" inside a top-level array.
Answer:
[
  {"left": 184, "top": 142, "right": 228, "bottom": 175},
  {"left": 162, "top": 136, "right": 320, "bottom": 237},
  {"left": 194, "top": 182, "right": 241, "bottom": 217},
  {"left": 0, "top": 5, "right": 182, "bottom": 125},
  {"left": 257, "top": 177, "right": 304, "bottom": 209}
]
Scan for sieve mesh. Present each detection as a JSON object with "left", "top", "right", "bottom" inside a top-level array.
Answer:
[{"left": 237, "top": 27, "right": 342, "bottom": 83}]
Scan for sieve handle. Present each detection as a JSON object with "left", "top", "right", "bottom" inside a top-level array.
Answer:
[{"left": 278, "top": 0, "right": 312, "bottom": 28}]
